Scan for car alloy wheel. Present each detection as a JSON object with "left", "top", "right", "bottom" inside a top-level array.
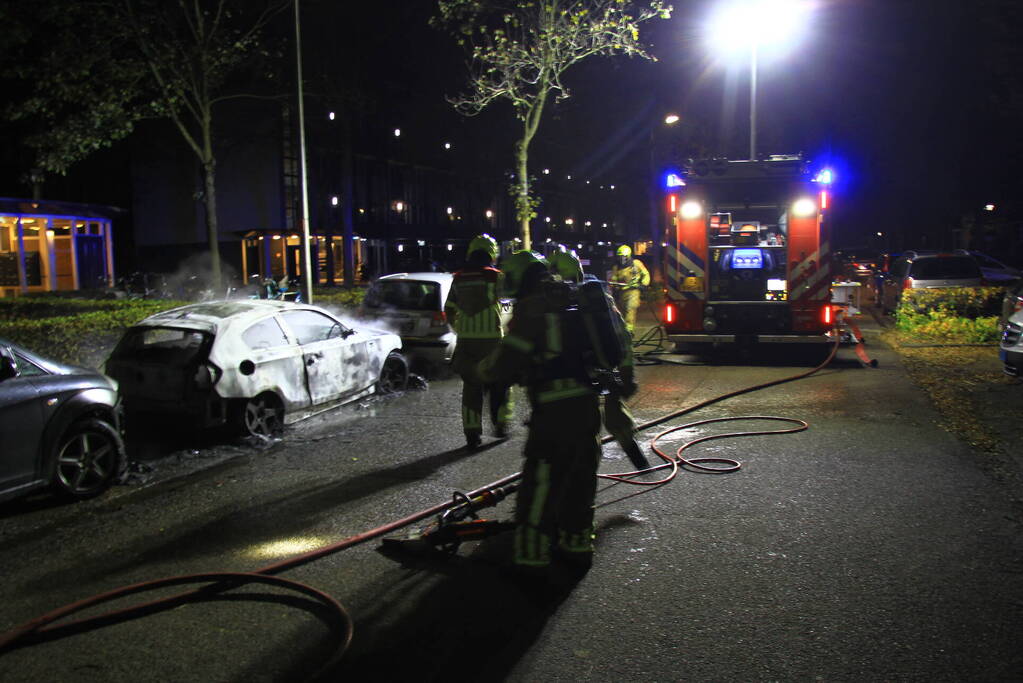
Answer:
[
  {"left": 241, "top": 394, "right": 284, "bottom": 438},
  {"left": 53, "top": 418, "right": 125, "bottom": 499},
  {"left": 376, "top": 351, "right": 409, "bottom": 394}
]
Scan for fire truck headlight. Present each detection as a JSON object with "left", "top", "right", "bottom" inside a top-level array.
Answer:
[
  {"left": 680, "top": 200, "right": 703, "bottom": 219},
  {"left": 704, "top": 305, "right": 715, "bottom": 316},
  {"left": 703, "top": 317, "right": 718, "bottom": 332},
  {"left": 792, "top": 198, "right": 817, "bottom": 217}
]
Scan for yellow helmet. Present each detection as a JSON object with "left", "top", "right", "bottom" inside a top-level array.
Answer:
[
  {"left": 616, "top": 244, "right": 632, "bottom": 259},
  {"left": 501, "top": 250, "right": 548, "bottom": 298},
  {"left": 549, "top": 250, "right": 583, "bottom": 282},
  {"left": 467, "top": 233, "right": 498, "bottom": 262}
]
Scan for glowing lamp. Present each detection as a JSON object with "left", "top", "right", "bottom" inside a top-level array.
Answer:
[
  {"left": 792, "top": 198, "right": 816, "bottom": 217},
  {"left": 680, "top": 200, "right": 703, "bottom": 219},
  {"left": 814, "top": 168, "right": 834, "bottom": 184},
  {"left": 665, "top": 172, "right": 686, "bottom": 189}
]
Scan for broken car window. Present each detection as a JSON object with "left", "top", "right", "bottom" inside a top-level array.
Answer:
[{"left": 242, "top": 317, "right": 291, "bottom": 350}]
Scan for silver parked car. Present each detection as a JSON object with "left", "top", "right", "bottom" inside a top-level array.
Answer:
[
  {"left": 1, "top": 339, "right": 126, "bottom": 503},
  {"left": 360, "top": 272, "right": 458, "bottom": 370},
  {"left": 1000, "top": 308, "right": 1023, "bottom": 377},
  {"left": 880, "top": 251, "right": 984, "bottom": 313},
  {"left": 359, "top": 272, "right": 513, "bottom": 373},
  {"left": 105, "top": 300, "right": 407, "bottom": 437}
]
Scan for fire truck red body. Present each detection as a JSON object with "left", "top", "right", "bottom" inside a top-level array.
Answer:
[{"left": 662, "top": 155, "right": 834, "bottom": 348}]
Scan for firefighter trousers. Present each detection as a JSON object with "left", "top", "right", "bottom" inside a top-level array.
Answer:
[
  {"left": 451, "top": 339, "right": 513, "bottom": 438},
  {"left": 602, "top": 390, "right": 644, "bottom": 465},
  {"left": 616, "top": 288, "right": 641, "bottom": 333},
  {"left": 514, "top": 392, "right": 602, "bottom": 568}
]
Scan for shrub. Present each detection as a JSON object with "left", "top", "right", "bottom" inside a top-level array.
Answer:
[
  {"left": 896, "top": 286, "right": 1004, "bottom": 319},
  {"left": 1, "top": 298, "right": 186, "bottom": 366},
  {"left": 311, "top": 286, "right": 366, "bottom": 310},
  {"left": 894, "top": 286, "right": 1004, "bottom": 343}
]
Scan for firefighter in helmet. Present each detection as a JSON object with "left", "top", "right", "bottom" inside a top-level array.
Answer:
[
  {"left": 445, "top": 234, "right": 513, "bottom": 449},
  {"left": 477, "top": 250, "right": 602, "bottom": 573},
  {"left": 608, "top": 244, "right": 650, "bottom": 333},
  {"left": 549, "top": 250, "right": 649, "bottom": 472}
]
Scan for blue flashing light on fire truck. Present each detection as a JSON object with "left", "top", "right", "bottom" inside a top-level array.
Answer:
[{"left": 662, "top": 155, "right": 837, "bottom": 349}]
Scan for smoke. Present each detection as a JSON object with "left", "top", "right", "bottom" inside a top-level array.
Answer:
[
  {"left": 154, "top": 253, "right": 242, "bottom": 301},
  {"left": 318, "top": 303, "right": 403, "bottom": 337}
]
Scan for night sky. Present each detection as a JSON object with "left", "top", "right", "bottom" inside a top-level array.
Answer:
[
  {"left": 335, "top": 0, "right": 1019, "bottom": 254},
  {"left": 5, "top": 0, "right": 1020, "bottom": 258}
]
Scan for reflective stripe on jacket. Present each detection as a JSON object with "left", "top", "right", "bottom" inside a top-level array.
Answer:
[
  {"left": 445, "top": 266, "right": 503, "bottom": 340},
  {"left": 478, "top": 287, "right": 594, "bottom": 405}
]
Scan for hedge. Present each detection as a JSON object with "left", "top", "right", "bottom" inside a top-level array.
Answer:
[
  {"left": 0, "top": 298, "right": 188, "bottom": 367},
  {"left": 0, "top": 290, "right": 368, "bottom": 368},
  {"left": 894, "top": 286, "right": 1004, "bottom": 343}
]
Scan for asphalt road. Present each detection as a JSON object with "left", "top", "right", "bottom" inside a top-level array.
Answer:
[{"left": 1, "top": 315, "right": 1021, "bottom": 682}]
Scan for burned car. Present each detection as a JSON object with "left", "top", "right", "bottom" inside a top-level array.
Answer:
[
  {"left": 105, "top": 300, "right": 407, "bottom": 437},
  {"left": 0, "top": 339, "right": 126, "bottom": 503}
]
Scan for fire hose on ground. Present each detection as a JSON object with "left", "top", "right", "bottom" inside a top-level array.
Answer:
[{"left": 0, "top": 322, "right": 867, "bottom": 675}]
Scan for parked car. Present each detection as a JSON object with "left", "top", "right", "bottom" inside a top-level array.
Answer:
[
  {"left": 105, "top": 300, "right": 406, "bottom": 438},
  {"left": 968, "top": 251, "right": 1022, "bottom": 285},
  {"left": 360, "top": 273, "right": 457, "bottom": 371},
  {"left": 359, "top": 272, "right": 514, "bottom": 373},
  {"left": 879, "top": 251, "right": 984, "bottom": 313},
  {"left": 1000, "top": 308, "right": 1023, "bottom": 377},
  {"left": 0, "top": 339, "right": 126, "bottom": 503},
  {"left": 835, "top": 248, "right": 883, "bottom": 279}
]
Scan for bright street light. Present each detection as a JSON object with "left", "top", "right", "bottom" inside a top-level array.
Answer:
[
  {"left": 664, "top": 113, "right": 680, "bottom": 125},
  {"left": 706, "top": 0, "right": 812, "bottom": 160}
]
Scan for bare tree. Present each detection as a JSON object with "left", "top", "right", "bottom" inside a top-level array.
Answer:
[
  {"left": 115, "top": 0, "right": 289, "bottom": 288},
  {"left": 2, "top": 0, "right": 288, "bottom": 288},
  {"left": 434, "top": 0, "right": 670, "bottom": 250}
]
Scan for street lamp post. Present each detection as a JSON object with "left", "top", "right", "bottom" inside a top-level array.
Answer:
[
  {"left": 649, "top": 114, "right": 680, "bottom": 283},
  {"left": 706, "top": 0, "right": 811, "bottom": 161},
  {"left": 749, "top": 43, "right": 757, "bottom": 160},
  {"left": 294, "top": 0, "right": 314, "bottom": 303}
]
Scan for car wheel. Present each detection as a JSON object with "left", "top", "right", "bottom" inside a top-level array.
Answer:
[
  {"left": 376, "top": 352, "right": 409, "bottom": 394},
  {"left": 52, "top": 417, "right": 126, "bottom": 499},
  {"left": 237, "top": 393, "right": 284, "bottom": 438}
]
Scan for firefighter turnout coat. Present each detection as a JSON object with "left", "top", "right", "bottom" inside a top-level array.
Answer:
[
  {"left": 446, "top": 266, "right": 512, "bottom": 437},
  {"left": 477, "top": 282, "right": 602, "bottom": 567}
]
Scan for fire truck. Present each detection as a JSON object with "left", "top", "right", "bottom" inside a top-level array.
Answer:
[{"left": 662, "top": 155, "right": 835, "bottom": 349}]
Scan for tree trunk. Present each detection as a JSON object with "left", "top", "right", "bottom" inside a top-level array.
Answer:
[
  {"left": 342, "top": 120, "right": 355, "bottom": 287},
  {"left": 202, "top": 158, "right": 222, "bottom": 290},
  {"left": 516, "top": 140, "right": 531, "bottom": 251},
  {"left": 201, "top": 105, "right": 221, "bottom": 290}
]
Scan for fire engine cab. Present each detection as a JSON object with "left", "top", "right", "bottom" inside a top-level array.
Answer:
[{"left": 663, "top": 155, "right": 835, "bottom": 348}]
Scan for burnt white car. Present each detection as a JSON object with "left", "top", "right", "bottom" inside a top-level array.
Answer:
[{"left": 105, "top": 300, "right": 406, "bottom": 437}]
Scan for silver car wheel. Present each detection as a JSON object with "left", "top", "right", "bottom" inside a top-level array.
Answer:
[{"left": 54, "top": 418, "right": 124, "bottom": 499}]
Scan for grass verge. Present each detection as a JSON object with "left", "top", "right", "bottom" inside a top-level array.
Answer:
[{"left": 880, "top": 328, "right": 1012, "bottom": 454}]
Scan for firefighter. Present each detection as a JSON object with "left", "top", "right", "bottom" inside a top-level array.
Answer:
[
  {"left": 477, "top": 250, "right": 602, "bottom": 573},
  {"left": 549, "top": 250, "right": 649, "bottom": 472},
  {"left": 445, "top": 234, "right": 513, "bottom": 449},
  {"left": 608, "top": 244, "right": 650, "bottom": 333}
]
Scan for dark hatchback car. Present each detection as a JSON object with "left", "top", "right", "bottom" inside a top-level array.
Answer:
[{"left": 0, "top": 339, "right": 126, "bottom": 503}]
